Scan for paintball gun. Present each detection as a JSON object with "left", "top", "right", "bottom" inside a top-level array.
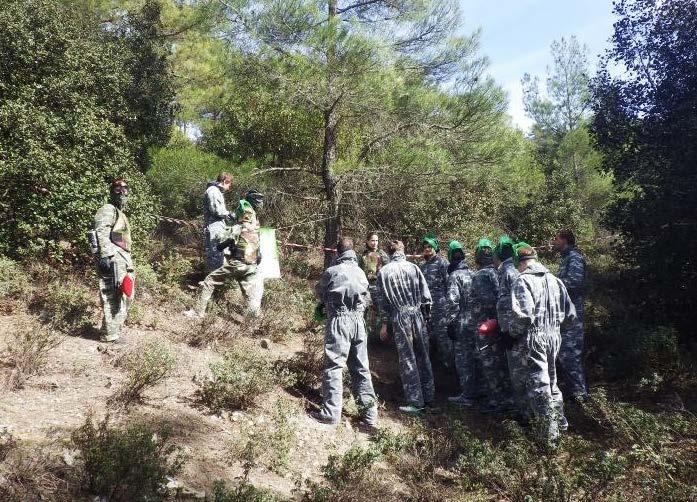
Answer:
[
  {"left": 86, "top": 230, "right": 99, "bottom": 255},
  {"left": 420, "top": 303, "right": 432, "bottom": 322}
]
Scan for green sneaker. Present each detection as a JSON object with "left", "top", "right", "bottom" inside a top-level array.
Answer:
[{"left": 398, "top": 404, "right": 425, "bottom": 416}]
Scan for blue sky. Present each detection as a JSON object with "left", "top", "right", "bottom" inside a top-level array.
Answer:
[{"left": 457, "top": 0, "right": 617, "bottom": 130}]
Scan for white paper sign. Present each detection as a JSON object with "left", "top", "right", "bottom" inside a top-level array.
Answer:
[{"left": 258, "top": 227, "right": 281, "bottom": 280}]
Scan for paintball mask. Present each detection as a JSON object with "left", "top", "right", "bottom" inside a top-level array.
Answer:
[
  {"left": 110, "top": 179, "right": 129, "bottom": 209},
  {"left": 494, "top": 235, "right": 515, "bottom": 261},
  {"left": 475, "top": 238, "right": 494, "bottom": 266},
  {"left": 244, "top": 189, "right": 264, "bottom": 209},
  {"left": 447, "top": 240, "right": 464, "bottom": 262}
]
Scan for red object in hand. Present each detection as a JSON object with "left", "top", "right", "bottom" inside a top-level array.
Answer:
[
  {"left": 121, "top": 273, "right": 134, "bottom": 298},
  {"left": 478, "top": 318, "right": 499, "bottom": 335}
]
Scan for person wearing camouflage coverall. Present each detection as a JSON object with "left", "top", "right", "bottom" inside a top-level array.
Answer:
[
  {"left": 190, "top": 191, "right": 264, "bottom": 318},
  {"left": 312, "top": 238, "right": 378, "bottom": 426},
  {"left": 496, "top": 236, "right": 526, "bottom": 417},
  {"left": 420, "top": 235, "right": 452, "bottom": 368},
  {"left": 358, "top": 233, "right": 390, "bottom": 343},
  {"left": 508, "top": 244, "right": 577, "bottom": 443},
  {"left": 376, "top": 240, "right": 435, "bottom": 413},
  {"left": 203, "top": 173, "right": 233, "bottom": 271},
  {"left": 470, "top": 240, "right": 513, "bottom": 412},
  {"left": 554, "top": 230, "right": 588, "bottom": 399},
  {"left": 443, "top": 241, "right": 476, "bottom": 406},
  {"left": 93, "top": 180, "right": 134, "bottom": 343}
]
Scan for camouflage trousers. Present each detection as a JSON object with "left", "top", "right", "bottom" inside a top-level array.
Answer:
[
  {"left": 203, "top": 226, "right": 225, "bottom": 272},
  {"left": 558, "top": 300, "right": 587, "bottom": 398},
  {"left": 392, "top": 307, "right": 434, "bottom": 407},
  {"left": 320, "top": 311, "right": 378, "bottom": 424},
  {"left": 98, "top": 252, "right": 134, "bottom": 342},
  {"left": 366, "top": 284, "right": 391, "bottom": 342},
  {"left": 508, "top": 329, "right": 566, "bottom": 442},
  {"left": 428, "top": 302, "right": 454, "bottom": 368},
  {"left": 196, "top": 258, "right": 263, "bottom": 317},
  {"left": 476, "top": 331, "right": 513, "bottom": 410},
  {"left": 453, "top": 327, "right": 477, "bottom": 399}
]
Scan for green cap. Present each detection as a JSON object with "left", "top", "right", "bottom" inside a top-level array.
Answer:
[
  {"left": 422, "top": 233, "right": 440, "bottom": 252},
  {"left": 447, "top": 240, "right": 464, "bottom": 261},
  {"left": 494, "top": 235, "right": 515, "bottom": 260},
  {"left": 513, "top": 241, "right": 537, "bottom": 266}
]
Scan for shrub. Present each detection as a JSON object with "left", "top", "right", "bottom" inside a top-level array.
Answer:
[
  {"left": 0, "top": 256, "right": 32, "bottom": 302},
  {"left": 2, "top": 319, "right": 64, "bottom": 390},
  {"left": 322, "top": 445, "right": 382, "bottom": 488},
  {"left": 283, "top": 327, "right": 324, "bottom": 393},
  {"left": 212, "top": 479, "right": 281, "bottom": 502},
  {"left": 232, "top": 398, "right": 298, "bottom": 475},
  {"left": 33, "top": 281, "right": 94, "bottom": 334},
  {"left": 0, "top": 440, "right": 72, "bottom": 501},
  {"left": 71, "top": 414, "right": 184, "bottom": 501},
  {"left": 134, "top": 262, "right": 161, "bottom": 298},
  {"left": 194, "top": 347, "right": 293, "bottom": 413},
  {"left": 177, "top": 311, "right": 239, "bottom": 348},
  {"left": 108, "top": 340, "right": 176, "bottom": 408},
  {"left": 156, "top": 252, "right": 195, "bottom": 287}
]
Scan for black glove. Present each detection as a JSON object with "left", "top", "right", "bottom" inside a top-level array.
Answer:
[
  {"left": 216, "top": 239, "right": 235, "bottom": 252},
  {"left": 98, "top": 256, "right": 112, "bottom": 275},
  {"left": 447, "top": 323, "right": 457, "bottom": 341},
  {"left": 500, "top": 331, "right": 515, "bottom": 351},
  {"left": 256, "top": 251, "right": 262, "bottom": 265},
  {"left": 420, "top": 303, "right": 432, "bottom": 322}
]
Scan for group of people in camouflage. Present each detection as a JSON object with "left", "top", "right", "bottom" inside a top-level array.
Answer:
[
  {"left": 314, "top": 230, "right": 587, "bottom": 444},
  {"left": 91, "top": 177, "right": 587, "bottom": 444},
  {"left": 90, "top": 175, "right": 266, "bottom": 344}
]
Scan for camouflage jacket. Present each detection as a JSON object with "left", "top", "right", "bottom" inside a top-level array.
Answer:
[
  {"left": 359, "top": 248, "right": 390, "bottom": 283},
  {"left": 444, "top": 260, "right": 474, "bottom": 330},
  {"left": 510, "top": 262, "right": 577, "bottom": 339},
  {"left": 469, "top": 265, "right": 499, "bottom": 330},
  {"left": 558, "top": 246, "right": 586, "bottom": 302},
  {"left": 316, "top": 250, "right": 369, "bottom": 317},
  {"left": 93, "top": 203, "right": 131, "bottom": 259},
  {"left": 420, "top": 254, "right": 449, "bottom": 304},
  {"left": 496, "top": 257, "right": 519, "bottom": 333},
  {"left": 218, "top": 215, "right": 260, "bottom": 265},
  {"left": 203, "top": 183, "right": 230, "bottom": 227},
  {"left": 376, "top": 252, "right": 432, "bottom": 319}
]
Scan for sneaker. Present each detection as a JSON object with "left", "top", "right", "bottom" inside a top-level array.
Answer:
[
  {"left": 398, "top": 404, "right": 425, "bottom": 416},
  {"left": 424, "top": 403, "right": 442, "bottom": 414},
  {"left": 310, "top": 411, "right": 339, "bottom": 426},
  {"left": 447, "top": 394, "right": 475, "bottom": 407},
  {"left": 183, "top": 309, "right": 204, "bottom": 319}
]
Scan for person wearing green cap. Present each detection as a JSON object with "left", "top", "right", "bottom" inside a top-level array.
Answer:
[
  {"left": 470, "top": 239, "right": 513, "bottom": 413},
  {"left": 420, "top": 233, "right": 453, "bottom": 369},
  {"left": 443, "top": 240, "right": 476, "bottom": 405},
  {"left": 495, "top": 235, "right": 526, "bottom": 417},
  {"left": 508, "top": 243, "right": 577, "bottom": 445}
]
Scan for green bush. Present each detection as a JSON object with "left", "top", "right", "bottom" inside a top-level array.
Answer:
[
  {"left": 194, "top": 347, "right": 293, "bottom": 413},
  {"left": 212, "top": 479, "right": 281, "bottom": 502},
  {"left": 0, "top": 0, "right": 161, "bottom": 262},
  {"left": 72, "top": 415, "right": 184, "bottom": 501},
  {"left": 35, "top": 280, "right": 94, "bottom": 334},
  {"left": 156, "top": 252, "right": 195, "bottom": 287},
  {"left": 147, "top": 145, "right": 235, "bottom": 219},
  {"left": 2, "top": 318, "right": 64, "bottom": 390},
  {"left": 134, "top": 262, "right": 161, "bottom": 297},
  {"left": 108, "top": 340, "right": 176, "bottom": 408},
  {"left": 0, "top": 256, "right": 32, "bottom": 301}
]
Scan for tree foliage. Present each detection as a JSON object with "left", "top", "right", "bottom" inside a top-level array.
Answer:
[
  {"left": 590, "top": 0, "right": 697, "bottom": 335},
  {"left": 0, "top": 0, "right": 176, "bottom": 261}
]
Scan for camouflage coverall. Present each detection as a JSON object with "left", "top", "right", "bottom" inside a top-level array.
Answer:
[
  {"left": 420, "top": 254, "right": 453, "bottom": 368},
  {"left": 195, "top": 207, "right": 263, "bottom": 317},
  {"left": 557, "top": 246, "right": 588, "bottom": 398},
  {"left": 510, "top": 262, "right": 576, "bottom": 442},
  {"left": 316, "top": 250, "right": 378, "bottom": 424},
  {"left": 94, "top": 204, "right": 134, "bottom": 342},
  {"left": 203, "top": 182, "right": 230, "bottom": 271},
  {"left": 470, "top": 265, "right": 512, "bottom": 410},
  {"left": 359, "top": 248, "right": 390, "bottom": 342},
  {"left": 376, "top": 252, "right": 435, "bottom": 407},
  {"left": 498, "top": 258, "right": 525, "bottom": 416},
  {"left": 444, "top": 260, "right": 475, "bottom": 398}
]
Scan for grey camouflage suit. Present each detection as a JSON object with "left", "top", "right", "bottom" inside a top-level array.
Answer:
[
  {"left": 203, "top": 182, "right": 230, "bottom": 271},
  {"left": 420, "top": 254, "right": 453, "bottom": 368},
  {"left": 498, "top": 258, "right": 526, "bottom": 415},
  {"left": 376, "top": 252, "right": 435, "bottom": 407},
  {"left": 93, "top": 204, "right": 134, "bottom": 342},
  {"left": 557, "top": 246, "right": 588, "bottom": 398},
  {"left": 510, "top": 261, "right": 576, "bottom": 442},
  {"left": 470, "top": 265, "right": 512, "bottom": 410},
  {"left": 444, "top": 260, "right": 475, "bottom": 398},
  {"left": 315, "top": 250, "right": 378, "bottom": 424}
]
